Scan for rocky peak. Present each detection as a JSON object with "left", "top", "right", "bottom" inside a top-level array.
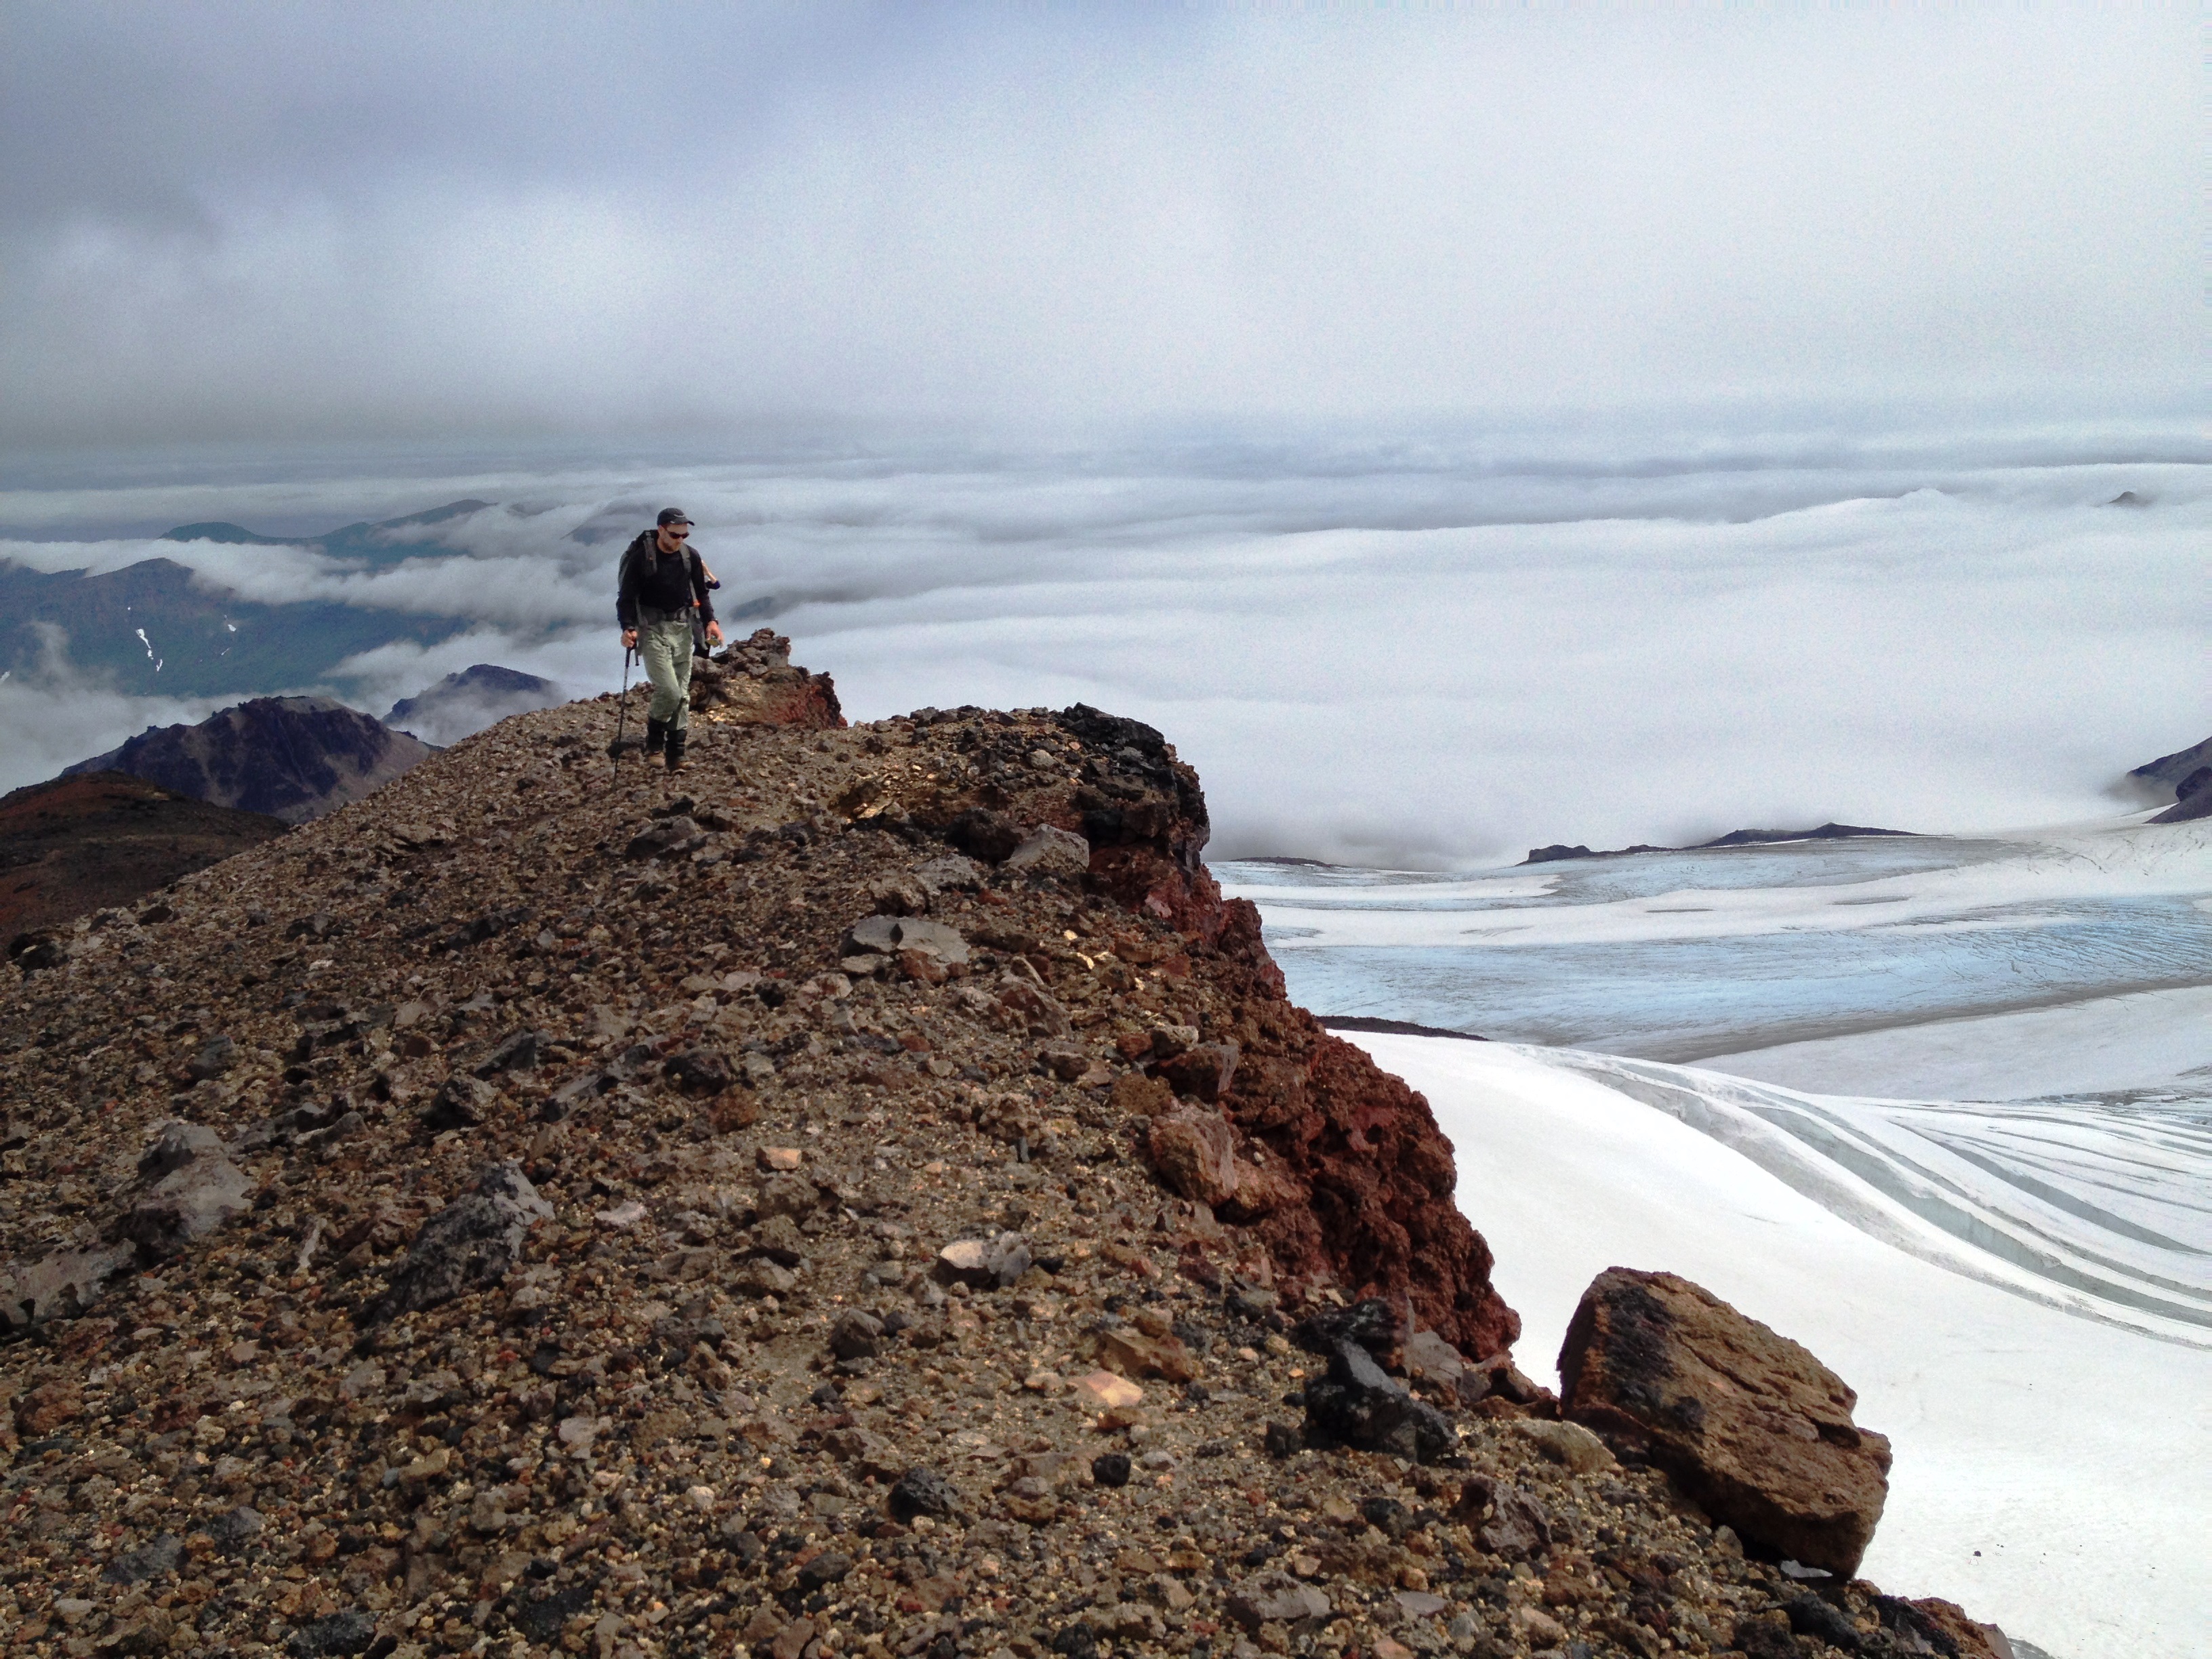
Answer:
[
  {"left": 64, "top": 696, "right": 435, "bottom": 825},
  {"left": 0, "top": 656, "right": 2012, "bottom": 1658}
]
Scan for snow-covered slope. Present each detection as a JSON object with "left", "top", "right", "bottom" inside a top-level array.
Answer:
[
  {"left": 1220, "top": 820, "right": 2212, "bottom": 1658},
  {"left": 1349, "top": 1033, "right": 2212, "bottom": 1659}
]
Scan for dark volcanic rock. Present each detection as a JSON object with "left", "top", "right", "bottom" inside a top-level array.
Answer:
[
  {"left": 1558, "top": 1267, "right": 1892, "bottom": 1576},
  {"left": 2127, "top": 731, "right": 2212, "bottom": 797},
  {"left": 1452, "top": 1473, "right": 1553, "bottom": 1560},
  {"left": 887, "top": 1467, "right": 961, "bottom": 1521},
  {"left": 102, "top": 1534, "right": 184, "bottom": 1584},
  {"left": 1301, "top": 1337, "right": 1456, "bottom": 1462},
  {"left": 285, "top": 1609, "right": 377, "bottom": 1656},
  {"left": 65, "top": 695, "right": 434, "bottom": 824},
  {"left": 1523, "top": 825, "right": 1910, "bottom": 864}
]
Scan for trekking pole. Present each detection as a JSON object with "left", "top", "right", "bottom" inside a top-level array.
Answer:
[{"left": 608, "top": 646, "right": 638, "bottom": 774}]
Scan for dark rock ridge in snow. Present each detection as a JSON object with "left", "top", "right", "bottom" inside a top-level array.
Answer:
[
  {"left": 1317, "top": 1016, "right": 1487, "bottom": 1042},
  {"left": 1523, "top": 823, "right": 1915, "bottom": 865},
  {"left": 2150, "top": 764, "right": 2212, "bottom": 824},
  {"left": 384, "top": 664, "right": 566, "bottom": 747},
  {"left": 2126, "top": 731, "right": 2212, "bottom": 822},
  {"left": 64, "top": 696, "right": 434, "bottom": 825},
  {"left": 0, "top": 653, "right": 2017, "bottom": 1658}
]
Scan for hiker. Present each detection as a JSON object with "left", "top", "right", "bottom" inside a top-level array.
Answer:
[{"left": 617, "top": 508, "right": 722, "bottom": 773}]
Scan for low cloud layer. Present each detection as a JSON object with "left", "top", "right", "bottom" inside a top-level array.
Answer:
[{"left": 2, "top": 428, "right": 2203, "bottom": 865}]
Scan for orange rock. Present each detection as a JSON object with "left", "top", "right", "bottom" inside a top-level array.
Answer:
[{"left": 1073, "top": 1370, "right": 1143, "bottom": 1410}]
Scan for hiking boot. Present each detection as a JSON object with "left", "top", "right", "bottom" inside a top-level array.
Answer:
[
  {"left": 664, "top": 727, "right": 689, "bottom": 775},
  {"left": 643, "top": 717, "right": 668, "bottom": 760}
]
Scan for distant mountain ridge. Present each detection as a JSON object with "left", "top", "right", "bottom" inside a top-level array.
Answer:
[
  {"left": 64, "top": 696, "right": 434, "bottom": 824},
  {"left": 0, "top": 498, "right": 495, "bottom": 698},
  {"left": 384, "top": 663, "right": 566, "bottom": 746},
  {"left": 161, "top": 497, "right": 493, "bottom": 566},
  {"left": 1523, "top": 821, "right": 1915, "bottom": 865}
]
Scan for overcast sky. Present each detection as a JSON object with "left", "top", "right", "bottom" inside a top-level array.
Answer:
[{"left": 1, "top": 3, "right": 2198, "bottom": 449}]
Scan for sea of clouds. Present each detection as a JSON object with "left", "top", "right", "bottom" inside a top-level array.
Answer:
[{"left": 2, "top": 417, "right": 2204, "bottom": 867}]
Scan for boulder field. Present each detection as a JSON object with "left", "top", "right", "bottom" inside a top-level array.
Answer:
[{"left": 0, "top": 638, "right": 2009, "bottom": 1658}]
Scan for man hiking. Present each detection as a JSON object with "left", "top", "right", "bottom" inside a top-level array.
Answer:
[{"left": 617, "top": 508, "right": 722, "bottom": 774}]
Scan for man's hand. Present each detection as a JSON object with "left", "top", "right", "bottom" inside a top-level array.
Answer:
[
  {"left": 621, "top": 628, "right": 638, "bottom": 650},
  {"left": 704, "top": 621, "right": 724, "bottom": 647}
]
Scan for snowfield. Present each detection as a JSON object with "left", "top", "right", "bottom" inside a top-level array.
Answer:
[
  {"left": 1222, "top": 815, "right": 2212, "bottom": 1659},
  {"left": 1350, "top": 1033, "right": 2212, "bottom": 1659}
]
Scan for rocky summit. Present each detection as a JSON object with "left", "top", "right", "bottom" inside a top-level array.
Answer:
[{"left": 1, "top": 638, "right": 2010, "bottom": 1659}]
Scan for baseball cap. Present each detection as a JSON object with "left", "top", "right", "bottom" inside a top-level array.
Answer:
[{"left": 656, "top": 508, "right": 693, "bottom": 527}]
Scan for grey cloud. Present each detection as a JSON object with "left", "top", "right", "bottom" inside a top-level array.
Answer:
[{"left": 0, "top": 9, "right": 2195, "bottom": 447}]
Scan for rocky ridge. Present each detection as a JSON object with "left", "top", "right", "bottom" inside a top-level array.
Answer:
[
  {"left": 1, "top": 647, "right": 2008, "bottom": 1659},
  {"left": 0, "top": 773, "right": 287, "bottom": 943}
]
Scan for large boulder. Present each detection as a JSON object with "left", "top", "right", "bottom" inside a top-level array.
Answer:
[
  {"left": 363, "top": 1163, "right": 553, "bottom": 1326},
  {"left": 123, "top": 1122, "right": 253, "bottom": 1257},
  {"left": 1557, "top": 1268, "right": 1891, "bottom": 1576}
]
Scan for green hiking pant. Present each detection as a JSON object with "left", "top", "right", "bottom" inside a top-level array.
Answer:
[{"left": 638, "top": 613, "right": 694, "bottom": 731}]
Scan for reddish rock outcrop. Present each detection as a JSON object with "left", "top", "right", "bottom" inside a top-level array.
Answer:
[
  {"left": 1558, "top": 1267, "right": 1892, "bottom": 1576},
  {"left": 688, "top": 627, "right": 844, "bottom": 727},
  {"left": 1206, "top": 905, "right": 1519, "bottom": 1359}
]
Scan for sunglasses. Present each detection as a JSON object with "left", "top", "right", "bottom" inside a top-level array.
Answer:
[{"left": 664, "top": 528, "right": 690, "bottom": 539}]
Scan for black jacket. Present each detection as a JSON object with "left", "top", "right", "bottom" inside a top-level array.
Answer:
[{"left": 615, "top": 530, "right": 716, "bottom": 630}]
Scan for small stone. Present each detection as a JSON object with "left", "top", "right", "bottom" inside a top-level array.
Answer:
[
  {"left": 1301, "top": 1338, "right": 1454, "bottom": 1462},
  {"left": 829, "top": 1310, "right": 885, "bottom": 1360},
  {"left": 1509, "top": 1416, "right": 1616, "bottom": 1474},
  {"left": 937, "top": 1235, "right": 1028, "bottom": 1288},
  {"left": 102, "top": 1534, "right": 184, "bottom": 1585},
  {"left": 15, "top": 1378, "right": 83, "bottom": 1435},
  {"left": 1226, "top": 1571, "right": 1332, "bottom": 1629},
  {"left": 595, "top": 1200, "right": 649, "bottom": 1228},
  {"left": 1073, "top": 1370, "right": 1144, "bottom": 1410},
  {"left": 1512, "top": 1605, "right": 1568, "bottom": 1648},
  {"left": 888, "top": 1467, "right": 961, "bottom": 1521},
  {"left": 1023, "top": 1370, "right": 1065, "bottom": 1395},
  {"left": 286, "top": 1610, "right": 378, "bottom": 1656},
  {"left": 207, "top": 1506, "right": 264, "bottom": 1551},
  {"left": 758, "top": 1146, "right": 804, "bottom": 1171},
  {"left": 1004, "top": 825, "right": 1090, "bottom": 880},
  {"left": 797, "top": 1551, "right": 855, "bottom": 1591},
  {"left": 363, "top": 1162, "right": 552, "bottom": 1326},
  {"left": 1090, "top": 1452, "right": 1132, "bottom": 1488}
]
